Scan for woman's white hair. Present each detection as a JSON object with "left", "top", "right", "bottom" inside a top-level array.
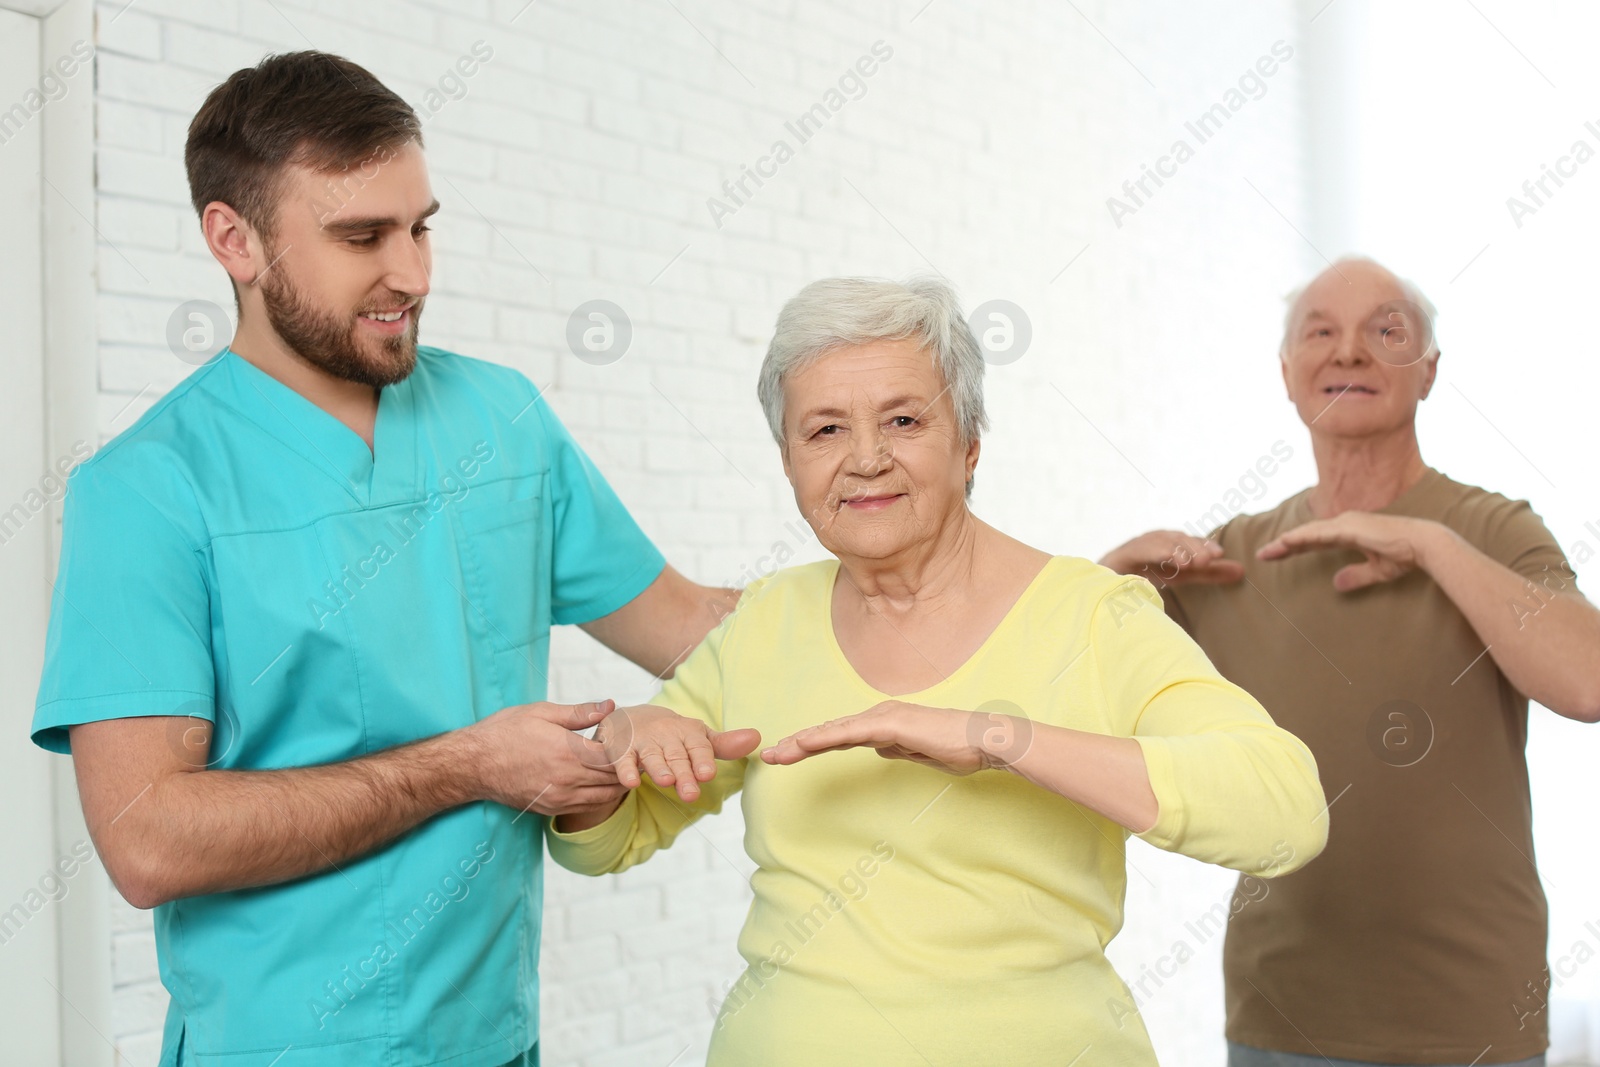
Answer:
[
  {"left": 757, "top": 273, "right": 990, "bottom": 448},
  {"left": 1278, "top": 255, "right": 1440, "bottom": 360}
]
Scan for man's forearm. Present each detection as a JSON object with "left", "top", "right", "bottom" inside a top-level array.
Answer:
[
  {"left": 1420, "top": 524, "right": 1600, "bottom": 720},
  {"left": 579, "top": 565, "right": 741, "bottom": 678},
  {"left": 112, "top": 728, "right": 483, "bottom": 907}
]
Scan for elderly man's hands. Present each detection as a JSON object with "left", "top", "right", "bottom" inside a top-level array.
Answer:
[
  {"left": 1258, "top": 512, "right": 1451, "bottom": 591},
  {"left": 593, "top": 704, "right": 761, "bottom": 804},
  {"left": 1098, "top": 530, "right": 1245, "bottom": 588},
  {"left": 761, "top": 701, "right": 1028, "bottom": 776}
]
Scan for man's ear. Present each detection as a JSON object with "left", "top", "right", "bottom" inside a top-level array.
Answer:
[
  {"left": 1419, "top": 350, "right": 1441, "bottom": 400},
  {"left": 1279, "top": 351, "right": 1296, "bottom": 404},
  {"left": 201, "top": 201, "right": 267, "bottom": 289},
  {"left": 965, "top": 436, "right": 981, "bottom": 485}
]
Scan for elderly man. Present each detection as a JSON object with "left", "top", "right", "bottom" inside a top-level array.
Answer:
[{"left": 1101, "top": 256, "right": 1600, "bottom": 1067}]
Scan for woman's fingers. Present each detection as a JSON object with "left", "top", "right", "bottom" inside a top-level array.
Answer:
[
  {"left": 636, "top": 743, "right": 676, "bottom": 788},
  {"left": 684, "top": 731, "right": 717, "bottom": 782},
  {"left": 614, "top": 747, "right": 641, "bottom": 789},
  {"left": 661, "top": 740, "right": 700, "bottom": 802},
  {"left": 709, "top": 727, "right": 761, "bottom": 762},
  {"left": 762, "top": 716, "right": 884, "bottom": 764}
]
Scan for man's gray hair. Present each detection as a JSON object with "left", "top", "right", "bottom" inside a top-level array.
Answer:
[
  {"left": 757, "top": 274, "right": 990, "bottom": 447},
  {"left": 1278, "top": 255, "right": 1440, "bottom": 360}
]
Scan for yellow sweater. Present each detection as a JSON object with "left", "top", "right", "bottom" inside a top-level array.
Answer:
[{"left": 547, "top": 556, "right": 1327, "bottom": 1065}]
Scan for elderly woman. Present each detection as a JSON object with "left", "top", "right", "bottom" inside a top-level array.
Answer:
[{"left": 547, "top": 275, "right": 1328, "bottom": 1065}]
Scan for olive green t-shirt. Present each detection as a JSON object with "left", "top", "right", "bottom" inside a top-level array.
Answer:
[{"left": 1163, "top": 466, "right": 1576, "bottom": 1064}]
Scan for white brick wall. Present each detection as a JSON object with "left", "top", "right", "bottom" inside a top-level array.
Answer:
[{"left": 85, "top": 1, "right": 1317, "bottom": 1063}]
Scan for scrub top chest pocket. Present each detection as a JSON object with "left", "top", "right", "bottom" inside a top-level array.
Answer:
[{"left": 453, "top": 487, "right": 548, "bottom": 655}]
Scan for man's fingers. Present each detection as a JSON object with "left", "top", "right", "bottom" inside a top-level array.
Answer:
[
  {"left": 566, "top": 755, "right": 626, "bottom": 787},
  {"left": 546, "top": 783, "right": 628, "bottom": 816},
  {"left": 710, "top": 727, "right": 762, "bottom": 762},
  {"left": 534, "top": 699, "right": 616, "bottom": 730},
  {"left": 1172, "top": 560, "right": 1246, "bottom": 585},
  {"left": 569, "top": 732, "right": 632, "bottom": 774},
  {"left": 1333, "top": 561, "right": 1391, "bottom": 592},
  {"left": 1258, "top": 520, "right": 1352, "bottom": 561},
  {"left": 1257, "top": 537, "right": 1307, "bottom": 560}
]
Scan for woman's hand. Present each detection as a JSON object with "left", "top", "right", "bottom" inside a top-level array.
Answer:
[
  {"left": 593, "top": 704, "right": 761, "bottom": 803},
  {"left": 760, "top": 700, "right": 1031, "bottom": 776},
  {"left": 761, "top": 701, "right": 1163, "bottom": 833}
]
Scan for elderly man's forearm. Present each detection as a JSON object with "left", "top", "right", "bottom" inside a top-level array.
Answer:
[
  {"left": 107, "top": 729, "right": 483, "bottom": 908},
  {"left": 1419, "top": 525, "right": 1600, "bottom": 721}
]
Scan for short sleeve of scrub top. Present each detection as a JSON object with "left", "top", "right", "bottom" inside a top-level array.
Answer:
[
  {"left": 32, "top": 461, "right": 216, "bottom": 754},
  {"left": 533, "top": 393, "right": 669, "bottom": 625}
]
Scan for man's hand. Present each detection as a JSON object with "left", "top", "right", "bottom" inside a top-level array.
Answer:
[
  {"left": 760, "top": 701, "right": 1016, "bottom": 777},
  {"left": 462, "top": 699, "right": 631, "bottom": 817},
  {"left": 1099, "top": 530, "right": 1245, "bottom": 588},
  {"left": 591, "top": 704, "right": 760, "bottom": 803},
  {"left": 1257, "top": 512, "right": 1442, "bottom": 591}
]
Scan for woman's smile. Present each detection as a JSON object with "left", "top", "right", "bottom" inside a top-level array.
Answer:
[{"left": 841, "top": 493, "right": 904, "bottom": 511}]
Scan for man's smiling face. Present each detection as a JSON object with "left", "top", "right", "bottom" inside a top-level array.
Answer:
[
  {"left": 1280, "top": 260, "right": 1439, "bottom": 439},
  {"left": 256, "top": 139, "right": 437, "bottom": 388}
]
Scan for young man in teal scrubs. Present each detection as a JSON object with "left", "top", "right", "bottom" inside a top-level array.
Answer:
[{"left": 31, "top": 51, "right": 753, "bottom": 1067}]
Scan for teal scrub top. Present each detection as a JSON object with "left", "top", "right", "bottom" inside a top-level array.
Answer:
[{"left": 32, "top": 345, "right": 666, "bottom": 1067}]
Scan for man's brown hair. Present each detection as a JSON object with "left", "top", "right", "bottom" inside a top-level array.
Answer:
[{"left": 185, "top": 50, "right": 423, "bottom": 243}]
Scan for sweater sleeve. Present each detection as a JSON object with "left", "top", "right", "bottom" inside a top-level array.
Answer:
[
  {"left": 545, "top": 608, "right": 748, "bottom": 876},
  {"left": 1093, "top": 576, "right": 1328, "bottom": 876}
]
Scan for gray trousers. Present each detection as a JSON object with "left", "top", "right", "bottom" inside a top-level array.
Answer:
[{"left": 1228, "top": 1041, "right": 1545, "bottom": 1067}]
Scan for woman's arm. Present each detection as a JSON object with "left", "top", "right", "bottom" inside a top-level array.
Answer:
[
  {"left": 546, "top": 613, "right": 757, "bottom": 875},
  {"left": 760, "top": 703, "right": 1158, "bottom": 833},
  {"left": 545, "top": 746, "right": 749, "bottom": 876},
  {"left": 553, "top": 703, "right": 759, "bottom": 832},
  {"left": 763, "top": 576, "right": 1329, "bottom": 877}
]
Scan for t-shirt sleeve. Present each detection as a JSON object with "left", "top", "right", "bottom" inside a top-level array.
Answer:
[
  {"left": 531, "top": 384, "right": 667, "bottom": 625},
  {"left": 32, "top": 463, "right": 216, "bottom": 754},
  {"left": 1474, "top": 493, "right": 1581, "bottom": 595},
  {"left": 545, "top": 609, "right": 746, "bottom": 875},
  {"left": 1091, "top": 575, "right": 1328, "bottom": 876}
]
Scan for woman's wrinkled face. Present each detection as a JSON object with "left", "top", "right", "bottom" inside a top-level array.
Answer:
[{"left": 780, "top": 338, "right": 978, "bottom": 562}]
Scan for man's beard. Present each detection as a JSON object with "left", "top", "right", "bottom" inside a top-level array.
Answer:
[{"left": 259, "top": 252, "right": 424, "bottom": 389}]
